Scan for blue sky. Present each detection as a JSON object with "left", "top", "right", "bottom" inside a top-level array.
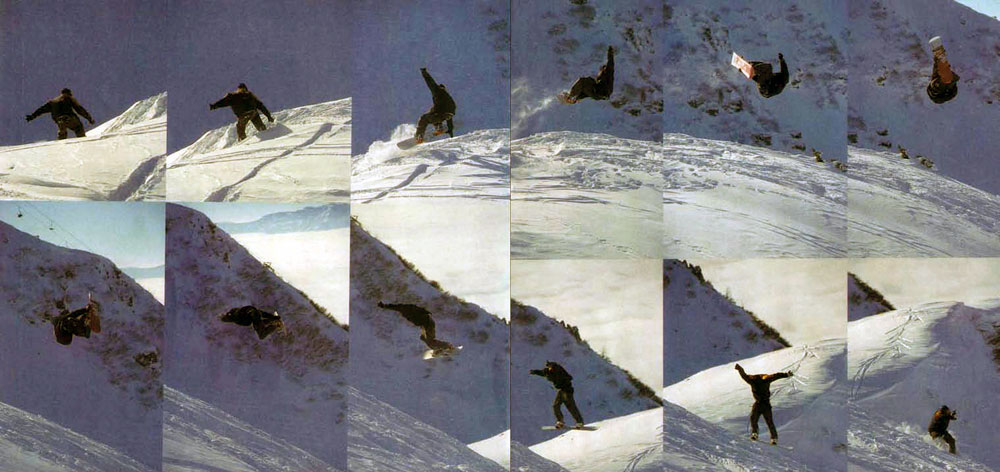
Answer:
[
  {"left": 957, "top": 0, "right": 1000, "bottom": 18},
  {"left": 0, "top": 0, "right": 168, "bottom": 145},
  {"left": 0, "top": 202, "right": 164, "bottom": 269}
]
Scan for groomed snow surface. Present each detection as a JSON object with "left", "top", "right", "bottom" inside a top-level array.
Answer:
[
  {"left": 166, "top": 98, "right": 350, "bottom": 202},
  {"left": 0, "top": 93, "right": 166, "bottom": 201}
]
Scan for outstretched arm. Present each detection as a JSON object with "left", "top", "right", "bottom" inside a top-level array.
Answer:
[
  {"left": 768, "top": 371, "right": 793, "bottom": 383},
  {"left": 421, "top": 68, "right": 438, "bottom": 92},
  {"left": 776, "top": 53, "right": 787, "bottom": 78},
  {"left": 209, "top": 94, "right": 231, "bottom": 110},
  {"left": 606, "top": 45, "right": 615, "bottom": 72},
  {"left": 71, "top": 98, "right": 94, "bottom": 123},
  {"left": 254, "top": 95, "right": 274, "bottom": 122},
  {"left": 530, "top": 368, "right": 547, "bottom": 377},
  {"left": 26, "top": 102, "right": 51, "bottom": 121},
  {"left": 446, "top": 118, "right": 454, "bottom": 137},
  {"left": 735, "top": 364, "right": 752, "bottom": 384}
]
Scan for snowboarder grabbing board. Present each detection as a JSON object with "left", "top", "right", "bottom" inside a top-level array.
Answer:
[
  {"left": 559, "top": 46, "right": 615, "bottom": 104},
  {"left": 531, "top": 361, "right": 587, "bottom": 430},
  {"left": 52, "top": 293, "right": 101, "bottom": 346},
  {"left": 735, "top": 363, "right": 793, "bottom": 445},
  {"left": 219, "top": 305, "right": 285, "bottom": 340},
  {"left": 927, "top": 36, "right": 960, "bottom": 104},
  {"left": 411, "top": 68, "right": 456, "bottom": 146},
  {"left": 927, "top": 405, "right": 958, "bottom": 454},
  {"left": 732, "top": 53, "right": 789, "bottom": 98}
]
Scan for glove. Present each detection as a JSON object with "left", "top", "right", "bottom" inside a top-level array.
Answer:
[
  {"left": 421, "top": 67, "right": 427, "bottom": 71},
  {"left": 25, "top": 114, "right": 32, "bottom": 122},
  {"left": 88, "top": 118, "right": 95, "bottom": 124},
  {"left": 268, "top": 116, "right": 275, "bottom": 123},
  {"left": 787, "top": 371, "right": 794, "bottom": 377},
  {"left": 608, "top": 45, "right": 614, "bottom": 53},
  {"left": 209, "top": 104, "right": 217, "bottom": 110},
  {"left": 734, "top": 364, "right": 742, "bottom": 370},
  {"left": 778, "top": 53, "right": 784, "bottom": 60}
]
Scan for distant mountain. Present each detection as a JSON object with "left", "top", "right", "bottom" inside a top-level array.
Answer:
[{"left": 217, "top": 204, "right": 350, "bottom": 234}]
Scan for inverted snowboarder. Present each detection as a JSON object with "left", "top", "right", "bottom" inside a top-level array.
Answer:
[
  {"left": 732, "top": 53, "right": 789, "bottom": 98},
  {"left": 928, "top": 405, "right": 958, "bottom": 454},
  {"left": 531, "top": 361, "right": 588, "bottom": 430},
  {"left": 209, "top": 83, "right": 274, "bottom": 141},
  {"left": 559, "top": 46, "right": 615, "bottom": 104},
  {"left": 735, "top": 363, "right": 792, "bottom": 445},
  {"left": 219, "top": 305, "right": 285, "bottom": 340},
  {"left": 927, "top": 37, "right": 960, "bottom": 104},
  {"left": 413, "top": 68, "right": 456, "bottom": 145},
  {"left": 52, "top": 295, "right": 101, "bottom": 346},
  {"left": 25, "top": 88, "right": 95, "bottom": 140},
  {"left": 377, "top": 301, "right": 457, "bottom": 355}
]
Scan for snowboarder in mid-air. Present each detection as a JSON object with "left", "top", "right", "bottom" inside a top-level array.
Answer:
[
  {"left": 560, "top": 46, "right": 615, "bottom": 104},
  {"left": 735, "top": 363, "right": 792, "bottom": 445},
  {"left": 25, "top": 88, "right": 95, "bottom": 140},
  {"left": 209, "top": 83, "right": 274, "bottom": 141},
  {"left": 220, "top": 305, "right": 285, "bottom": 340},
  {"left": 747, "top": 53, "right": 789, "bottom": 98},
  {"left": 414, "top": 68, "right": 456, "bottom": 144},
  {"left": 928, "top": 404, "right": 958, "bottom": 454},
  {"left": 52, "top": 295, "right": 101, "bottom": 346},
  {"left": 531, "top": 361, "right": 586, "bottom": 430},
  {"left": 377, "top": 301, "right": 457, "bottom": 354},
  {"left": 927, "top": 36, "right": 960, "bottom": 104}
]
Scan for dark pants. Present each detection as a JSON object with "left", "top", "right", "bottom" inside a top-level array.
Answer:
[
  {"left": 236, "top": 112, "right": 266, "bottom": 140},
  {"left": 568, "top": 77, "right": 610, "bottom": 101},
  {"left": 55, "top": 115, "right": 86, "bottom": 140},
  {"left": 416, "top": 110, "right": 453, "bottom": 139},
  {"left": 553, "top": 388, "right": 584, "bottom": 424},
  {"left": 929, "top": 430, "right": 957, "bottom": 454},
  {"left": 750, "top": 401, "right": 778, "bottom": 440}
]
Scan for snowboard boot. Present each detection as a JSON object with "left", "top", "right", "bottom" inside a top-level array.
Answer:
[
  {"left": 573, "top": 422, "right": 586, "bottom": 430},
  {"left": 750, "top": 432, "right": 758, "bottom": 441},
  {"left": 554, "top": 421, "right": 565, "bottom": 429},
  {"left": 770, "top": 438, "right": 777, "bottom": 446},
  {"left": 433, "top": 124, "right": 446, "bottom": 136},
  {"left": 415, "top": 135, "right": 425, "bottom": 145}
]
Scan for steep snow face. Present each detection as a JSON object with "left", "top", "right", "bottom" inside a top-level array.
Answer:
[
  {"left": 847, "top": 272, "right": 895, "bottom": 322},
  {"left": 164, "top": 204, "right": 348, "bottom": 467},
  {"left": 0, "top": 401, "right": 153, "bottom": 472},
  {"left": 848, "top": 300, "right": 1000, "bottom": 469},
  {"left": 662, "top": 1, "right": 848, "bottom": 159},
  {"left": 352, "top": 126, "right": 510, "bottom": 203},
  {"left": 163, "top": 387, "right": 341, "bottom": 472},
  {"left": 663, "top": 260, "right": 788, "bottom": 386},
  {"left": 528, "top": 408, "right": 663, "bottom": 472},
  {"left": 663, "top": 133, "right": 846, "bottom": 258},
  {"left": 348, "top": 220, "right": 509, "bottom": 443},
  {"left": 847, "top": 146, "right": 1000, "bottom": 257},
  {"left": 510, "top": 301, "right": 662, "bottom": 447},
  {"left": 468, "top": 430, "right": 570, "bottom": 472},
  {"left": 848, "top": 0, "right": 1000, "bottom": 195},
  {"left": 0, "top": 220, "right": 163, "bottom": 468},
  {"left": 512, "top": 131, "right": 662, "bottom": 259},
  {"left": 0, "top": 93, "right": 166, "bottom": 201},
  {"left": 166, "top": 98, "right": 351, "bottom": 202},
  {"left": 662, "top": 339, "right": 848, "bottom": 469},
  {"left": 512, "top": 1, "right": 664, "bottom": 141},
  {"left": 348, "top": 387, "right": 505, "bottom": 472}
]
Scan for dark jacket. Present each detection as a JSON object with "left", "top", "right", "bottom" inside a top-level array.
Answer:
[
  {"left": 754, "top": 55, "right": 789, "bottom": 98},
  {"left": 928, "top": 406, "right": 957, "bottom": 434},
  {"left": 423, "top": 69, "right": 456, "bottom": 115},
  {"left": 28, "top": 94, "right": 93, "bottom": 123},
  {"left": 220, "top": 305, "right": 278, "bottom": 326},
  {"left": 378, "top": 302, "right": 434, "bottom": 328},
  {"left": 737, "top": 366, "right": 791, "bottom": 403},
  {"left": 927, "top": 70, "right": 960, "bottom": 104},
  {"left": 531, "top": 362, "right": 574, "bottom": 391},
  {"left": 211, "top": 89, "right": 273, "bottom": 120},
  {"left": 594, "top": 46, "right": 615, "bottom": 99}
]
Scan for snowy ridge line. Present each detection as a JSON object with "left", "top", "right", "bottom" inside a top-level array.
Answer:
[
  {"left": 89, "top": 92, "right": 167, "bottom": 138},
  {"left": 850, "top": 308, "right": 922, "bottom": 399},
  {"left": 109, "top": 154, "right": 165, "bottom": 201}
]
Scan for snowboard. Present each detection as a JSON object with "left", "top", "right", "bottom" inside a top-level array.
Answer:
[
  {"left": 731, "top": 52, "right": 754, "bottom": 79},
  {"left": 929, "top": 36, "right": 944, "bottom": 53},
  {"left": 423, "top": 345, "right": 463, "bottom": 360},
  {"left": 397, "top": 123, "right": 459, "bottom": 150},
  {"left": 541, "top": 425, "right": 598, "bottom": 431},
  {"left": 557, "top": 92, "right": 577, "bottom": 104}
]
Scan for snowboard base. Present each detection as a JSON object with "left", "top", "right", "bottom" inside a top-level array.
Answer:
[
  {"left": 397, "top": 125, "right": 457, "bottom": 150},
  {"left": 731, "top": 52, "right": 754, "bottom": 79},
  {"left": 423, "top": 345, "right": 463, "bottom": 360},
  {"left": 541, "top": 425, "right": 598, "bottom": 431},
  {"left": 557, "top": 92, "right": 577, "bottom": 104}
]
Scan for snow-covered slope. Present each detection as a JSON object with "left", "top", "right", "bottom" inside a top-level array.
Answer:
[
  {"left": 511, "top": 301, "right": 662, "bottom": 447},
  {"left": 0, "top": 400, "right": 153, "bottom": 472},
  {"left": 217, "top": 204, "right": 349, "bottom": 234},
  {"left": 512, "top": 131, "right": 662, "bottom": 259},
  {"left": 349, "top": 219, "right": 509, "bottom": 443},
  {"left": 469, "top": 430, "right": 570, "bottom": 472},
  {"left": 352, "top": 126, "right": 510, "bottom": 203},
  {"left": 662, "top": 1, "right": 847, "bottom": 159},
  {"left": 663, "top": 133, "right": 846, "bottom": 258},
  {"left": 847, "top": 146, "right": 1000, "bottom": 256},
  {"left": 166, "top": 98, "right": 350, "bottom": 202},
  {"left": 163, "top": 387, "right": 341, "bottom": 472},
  {"left": 0, "top": 220, "right": 162, "bottom": 468},
  {"left": 663, "top": 259, "right": 789, "bottom": 386},
  {"left": 528, "top": 408, "right": 663, "bottom": 472},
  {"left": 848, "top": 300, "right": 1000, "bottom": 469},
  {"left": 0, "top": 93, "right": 166, "bottom": 201},
  {"left": 848, "top": 0, "right": 1000, "bottom": 195},
  {"left": 165, "top": 204, "right": 348, "bottom": 468},
  {"left": 512, "top": 1, "right": 664, "bottom": 141},
  {"left": 348, "top": 387, "right": 505, "bottom": 472},
  {"left": 662, "top": 339, "right": 848, "bottom": 470},
  {"left": 848, "top": 272, "right": 895, "bottom": 322}
]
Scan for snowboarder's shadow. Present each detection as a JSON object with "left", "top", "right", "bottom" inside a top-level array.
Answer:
[{"left": 245, "top": 122, "right": 294, "bottom": 143}]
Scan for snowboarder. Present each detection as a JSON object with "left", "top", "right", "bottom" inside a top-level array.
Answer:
[
  {"left": 531, "top": 361, "right": 586, "bottom": 430},
  {"left": 560, "top": 46, "right": 615, "bottom": 104},
  {"left": 735, "top": 363, "right": 792, "bottom": 445},
  {"left": 927, "top": 37, "right": 960, "bottom": 104},
  {"left": 377, "top": 301, "right": 456, "bottom": 353},
  {"left": 927, "top": 405, "right": 958, "bottom": 454},
  {"left": 209, "top": 83, "right": 274, "bottom": 141},
  {"left": 52, "top": 296, "right": 101, "bottom": 346},
  {"left": 414, "top": 68, "right": 456, "bottom": 144},
  {"left": 219, "top": 305, "right": 285, "bottom": 340},
  {"left": 25, "top": 88, "right": 95, "bottom": 140},
  {"left": 747, "top": 53, "right": 789, "bottom": 98}
]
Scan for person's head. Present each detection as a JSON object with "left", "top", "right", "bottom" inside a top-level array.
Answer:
[
  {"left": 438, "top": 83, "right": 446, "bottom": 90},
  {"left": 941, "top": 405, "right": 950, "bottom": 412},
  {"left": 61, "top": 88, "right": 72, "bottom": 96},
  {"left": 237, "top": 83, "right": 248, "bottom": 91}
]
